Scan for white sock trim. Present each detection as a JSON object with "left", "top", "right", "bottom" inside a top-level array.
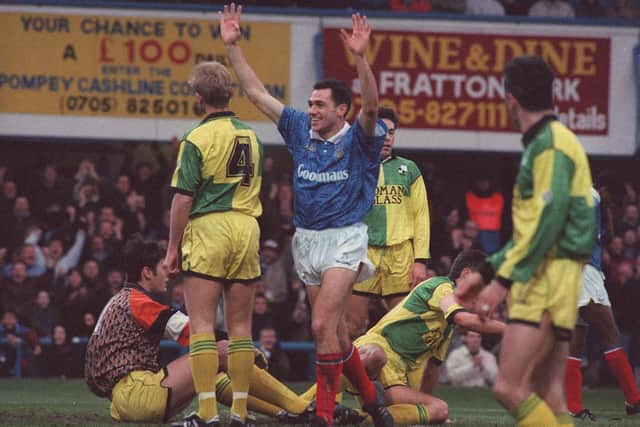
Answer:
[
  {"left": 233, "top": 391, "right": 249, "bottom": 399},
  {"left": 198, "top": 391, "right": 216, "bottom": 401}
]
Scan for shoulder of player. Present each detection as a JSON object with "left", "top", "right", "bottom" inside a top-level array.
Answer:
[
  {"left": 412, "top": 276, "right": 453, "bottom": 296},
  {"left": 187, "top": 117, "right": 257, "bottom": 148},
  {"left": 385, "top": 156, "right": 421, "bottom": 177}
]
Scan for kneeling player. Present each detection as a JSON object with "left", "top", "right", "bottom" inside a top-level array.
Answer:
[
  {"left": 303, "top": 250, "right": 505, "bottom": 424},
  {"left": 84, "top": 235, "right": 310, "bottom": 425}
]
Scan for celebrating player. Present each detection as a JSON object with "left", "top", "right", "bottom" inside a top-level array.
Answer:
[
  {"left": 220, "top": 4, "right": 391, "bottom": 426},
  {"left": 476, "top": 56, "right": 596, "bottom": 427}
]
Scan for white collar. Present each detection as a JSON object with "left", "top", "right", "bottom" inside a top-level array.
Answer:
[{"left": 309, "top": 122, "right": 351, "bottom": 144}]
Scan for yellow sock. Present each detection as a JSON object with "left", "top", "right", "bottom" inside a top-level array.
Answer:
[
  {"left": 387, "top": 404, "right": 429, "bottom": 425},
  {"left": 555, "top": 412, "right": 575, "bottom": 427},
  {"left": 216, "top": 373, "right": 282, "bottom": 417},
  {"left": 300, "top": 384, "right": 317, "bottom": 401},
  {"left": 190, "top": 333, "right": 218, "bottom": 421},
  {"left": 512, "top": 394, "right": 558, "bottom": 427},
  {"left": 228, "top": 336, "right": 254, "bottom": 421},
  {"left": 250, "top": 366, "right": 310, "bottom": 414}
]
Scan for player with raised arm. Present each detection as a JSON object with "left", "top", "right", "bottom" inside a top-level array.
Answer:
[
  {"left": 220, "top": 4, "right": 392, "bottom": 426},
  {"left": 164, "top": 60, "right": 262, "bottom": 427},
  {"left": 476, "top": 56, "right": 596, "bottom": 427}
]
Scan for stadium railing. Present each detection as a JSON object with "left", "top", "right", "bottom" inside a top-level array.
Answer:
[{"left": 0, "top": 337, "right": 316, "bottom": 379}]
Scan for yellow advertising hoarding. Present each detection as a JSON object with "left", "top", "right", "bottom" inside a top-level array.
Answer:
[{"left": 0, "top": 11, "right": 290, "bottom": 120}]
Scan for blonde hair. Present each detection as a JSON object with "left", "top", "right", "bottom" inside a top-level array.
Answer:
[{"left": 189, "top": 61, "right": 234, "bottom": 108}]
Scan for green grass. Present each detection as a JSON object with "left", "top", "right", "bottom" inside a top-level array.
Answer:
[{"left": 0, "top": 379, "right": 637, "bottom": 426}]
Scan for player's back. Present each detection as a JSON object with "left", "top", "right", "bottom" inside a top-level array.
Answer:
[{"left": 172, "top": 112, "right": 263, "bottom": 218}]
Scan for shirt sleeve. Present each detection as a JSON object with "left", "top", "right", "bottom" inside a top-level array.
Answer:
[
  {"left": 353, "top": 118, "right": 387, "bottom": 162},
  {"left": 411, "top": 174, "right": 430, "bottom": 260},
  {"left": 277, "top": 106, "right": 309, "bottom": 152},
  {"left": 427, "top": 282, "right": 465, "bottom": 322},
  {"left": 163, "top": 311, "right": 190, "bottom": 347},
  {"left": 170, "top": 140, "right": 202, "bottom": 195},
  {"left": 488, "top": 147, "right": 574, "bottom": 283},
  {"left": 129, "top": 289, "right": 180, "bottom": 339}
]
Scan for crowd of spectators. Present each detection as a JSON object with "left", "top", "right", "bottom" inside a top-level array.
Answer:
[
  {"left": 0, "top": 142, "right": 639, "bottom": 386},
  {"left": 159, "top": 0, "right": 640, "bottom": 20}
]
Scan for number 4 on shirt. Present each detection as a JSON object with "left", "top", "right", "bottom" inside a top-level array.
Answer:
[{"left": 226, "top": 136, "right": 254, "bottom": 186}]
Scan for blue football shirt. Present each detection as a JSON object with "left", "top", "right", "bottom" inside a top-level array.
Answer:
[{"left": 278, "top": 106, "right": 386, "bottom": 230}]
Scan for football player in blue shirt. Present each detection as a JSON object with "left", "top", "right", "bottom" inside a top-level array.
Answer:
[{"left": 220, "top": 4, "right": 391, "bottom": 427}]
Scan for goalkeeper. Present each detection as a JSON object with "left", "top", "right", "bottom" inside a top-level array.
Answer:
[{"left": 84, "top": 235, "right": 310, "bottom": 425}]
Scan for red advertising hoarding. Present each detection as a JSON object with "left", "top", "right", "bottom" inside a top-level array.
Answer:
[{"left": 323, "top": 28, "right": 610, "bottom": 135}]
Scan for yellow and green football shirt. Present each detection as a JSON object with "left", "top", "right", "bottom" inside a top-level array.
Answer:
[
  {"left": 367, "top": 276, "right": 465, "bottom": 367},
  {"left": 171, "top": 111, "right": 263, "bottom": 218},
  {"left": 489, "top": 115, "right": 595, "bottom": 284},
  {"left": 364, "top": 156, "right": 430, "bottom": 260}
]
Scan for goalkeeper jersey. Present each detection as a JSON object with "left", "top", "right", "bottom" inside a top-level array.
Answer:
[
  {"left": 367, "top": 276, "right": 465, "bottom": 367},
  {"left": 364, "top": 156, "right": 430, "bottom": 260},
  {"left": 85, "top": 284, "right": 190, "bottom": 398},
  {"left": 489, "top": 115, "right": 595, "bottom": 284}
]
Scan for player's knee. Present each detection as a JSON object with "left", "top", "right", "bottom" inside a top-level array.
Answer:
[
  {"left": 427, "top": 399, "right": 448, "bottom": 423},
  {"left": 429, "top": 400, "right": 449, "bottom": 424},
  {"left": 493, "top": 378, "right": 512, "bottom": 404},
  {"left": 346, "top": 315, "right": 367, "bottom": 340},
  {"left": 359, "top": 344, "right": 387, "bottom": 377},
  {"left": 311, "top": 316, "right": 332, "bottom": 341}
]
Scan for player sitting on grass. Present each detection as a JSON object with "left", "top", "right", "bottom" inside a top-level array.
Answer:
[
  {"left": 301, "top": 249, "right": 506, "bottom": 425},
  {"left": 84, "top": 235, "right": 312, "bottom": 425}
]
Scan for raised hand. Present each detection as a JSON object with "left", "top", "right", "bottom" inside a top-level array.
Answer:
[
  {"left": 339, "top": 13, "right": 372, "bottom": 58},
  {"left": 219, "top": 3, "right": 243, "bottom": 46}
]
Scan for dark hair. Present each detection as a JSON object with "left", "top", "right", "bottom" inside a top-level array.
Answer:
[
  {"left": 378, "top": 106, "right": 398, "bottom": 129},
  {"left": 122, "top": 234, "right": 164, "bottom": 283},
  {"left": 449, "top": 249, "right": 494, "bottom": 285},
  {"left": 313, "top": 79, "right": 351, "bottom": 114},
  {"left": 504, "top": 55, "right": 554, "bottom": 111}
]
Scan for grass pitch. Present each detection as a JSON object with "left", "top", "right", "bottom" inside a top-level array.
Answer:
[{"left": 0, "top": 379, "right": 637, "bottom": 426}]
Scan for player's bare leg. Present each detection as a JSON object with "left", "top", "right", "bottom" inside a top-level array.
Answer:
[
  {"left": 383, "top": 294, "right": 405, "bottom": 311},
  {"left": 163, "top": 354, "right": 196, "bottom": 419},
  {"left": 224, "top": 281, "right": 258, "bottom": 423},
  {"left": 493, "top": 312, "right": 559, "bottom": 426},
  {"left": 532, "top": 337, "right": 571, "bottom": 418},
  {"left": 346, "top": 293, "right": 371, "bottom": 339}
]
